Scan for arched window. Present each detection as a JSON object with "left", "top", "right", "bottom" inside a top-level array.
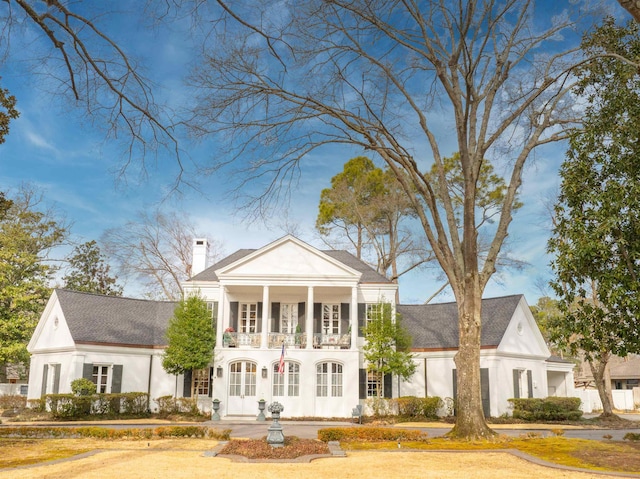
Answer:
[
  {"left": 272, "top": 361, "right": 300, "bottom": 397},
  {"left": 316, "top": 362, "right": 343, "bottom": 397}
]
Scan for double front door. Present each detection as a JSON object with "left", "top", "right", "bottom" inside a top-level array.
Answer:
[{"left": 227, "top": 361, "right": 257, "bottom": 415}]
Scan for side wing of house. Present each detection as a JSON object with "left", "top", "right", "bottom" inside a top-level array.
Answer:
[{"left": 27, "top": 291, "right": 76, "bottom": 399}]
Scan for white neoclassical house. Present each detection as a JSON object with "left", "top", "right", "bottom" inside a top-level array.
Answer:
[{"left": 26, "top": 235, "right": 575, "bottom": 418}]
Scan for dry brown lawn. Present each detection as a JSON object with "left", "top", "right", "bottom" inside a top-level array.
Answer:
[{"left": 0, "top": 439, "right": 633, "bottom": 479}]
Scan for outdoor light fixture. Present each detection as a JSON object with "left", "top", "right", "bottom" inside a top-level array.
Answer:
[
  {"left": 216, "top": 366, "right": 223, "bottom": 378},
  {"left": 262, "top": 366, "right": 268, "bottom": 378}
]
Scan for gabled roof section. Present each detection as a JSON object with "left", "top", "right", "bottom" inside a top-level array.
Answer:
[
  {"left": 55, "top": 289, "right": 177, "bottom": 347},
  {"left": 188, "top": 235, "right": 391, "bottom": 284},
  {"left": 398, "top": 294, "right": 523, "bottom": 350}
]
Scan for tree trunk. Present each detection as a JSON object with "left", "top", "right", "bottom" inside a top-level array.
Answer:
[
  {"left": 448, "top": 284, "right": 495, "bottom": 439},
  {"left": 589, "top": 355, "right": 617, "bottom": 418}
]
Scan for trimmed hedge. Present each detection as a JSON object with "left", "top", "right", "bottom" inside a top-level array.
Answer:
[
  {"left": 155, "top": 396, "right": 201, "bottom": 416},
  {"left": 0, "top": 425, "right": 231, "bottom": 440},
  {"left": 395, "top": 396, "right": 443, "bottom": 419},
  {"left": 508, "top": 397, "right": 583, "bottom": 421},
  {"left": 0, "top": 394, "right": 27, "bottom": 410},
  {"left": 318, "top": 426, "right": 428, "bottom": 442},
  {"left": 45, "top": 392, "right": 149, "bottom": 419}
]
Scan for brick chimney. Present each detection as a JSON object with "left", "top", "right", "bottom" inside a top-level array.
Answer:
[{"left": 192, "top": 238, "right": 209, "bottom": 277}]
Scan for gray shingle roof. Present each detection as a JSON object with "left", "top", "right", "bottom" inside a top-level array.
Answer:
[
  {"left": 55, "top": 289, "right": 177, "bottom": 347},
  {"left": 188, "top": 248, "right": 391, "bottom": 284},
  {"left": 398, "top": 294, "right": 523, "bottom": 350}
]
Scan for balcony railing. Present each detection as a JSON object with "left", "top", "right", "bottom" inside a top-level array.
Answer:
[
  {"left": 222, "top": 331, "right": 351, "bottom": 349},
  {"left": 222, "top": 332, "right": 261, "bottom": 348},
  {"left": 268, "top": 333, "right": 305, "bottom": 349}
]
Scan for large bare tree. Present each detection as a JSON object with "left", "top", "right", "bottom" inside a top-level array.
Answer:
[
  {"left": 102, "top": 209, "right": 223, "bottom": 301},
  {"left": 189, "top": 0, "right": 582, "bottom": 438},
  {"left": 618, "top": 0, "right": 640, "bottom": 22},
  {"left": 0, "top": 1, "right": 180, "bottom": 177}
]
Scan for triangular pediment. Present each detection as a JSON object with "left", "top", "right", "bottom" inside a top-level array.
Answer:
[
  {"left": 28, "top": 291, "right": 76, "bottom": 352},
  {"left": 216, "top": 235, "right": 361, "bottom": 280}
]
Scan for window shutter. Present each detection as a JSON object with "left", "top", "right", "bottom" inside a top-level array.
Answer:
[
  {"left": 52, "top": 364, "right": 61, "bottom": 394},
  {"left": 359, "top": 368, "right": 367, "bottom": 399},
  {"left": 513, "top": 369, "right": 520, "bottom": 399},
  {"left": 271, "top": 303, "right": 280, "bottom": 332},
  {"left": 480, "top": 368, "right": 490, "bottom": 418},
  {"left": 358, "top": 303, "right": 366, "bottom": 337},
  {"left": 230, "top": 302, "right": 239, "bottom": 331},
  {"left": 527, "top": 370, "right": 533, "bottom": 398},
  {"left": 298, "top": 302, "right": 306, "bottom": 332},
  {"left": 452, "top": 369, "right": 457, "bottom": 400},
  {"left": 314, "top": 303, "right": 322, "bottom": 334},
  {"left": 384, "top": 373, "right": 392, "bottom": 398},
  {"left": 112, "top": 365, "right": 123, "bottom": 393},
  {"left": 452, "top": 369, "right": 457, "bottom": 416},
  {"left": 41, "top": 364, "right": 48, "bottom": 397},
  {"left": 83, "top": 363, "right": 93, "bottom": 381},
  {"left": 257, "top": 302, "right": 263, "bottom": 333},
  {"left": 208, "top": 367, "right": 214, "bottom": 397},
  {"left": 183, "top": 370, "right": 192, "bottom": 398},
  {"left": 340, "top": 303, "right": 349, "bottom": 334}
]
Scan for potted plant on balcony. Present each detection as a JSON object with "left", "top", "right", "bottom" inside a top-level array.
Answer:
[
  {"left": 294, "top": 324, "right": 302, "bottom": 347},
  {"left": 223, "top": 327, "right": 235, "bottom": 347}
]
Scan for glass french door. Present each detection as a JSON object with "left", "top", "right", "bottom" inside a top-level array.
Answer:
[
  {"left": 280, "top": 303, "right": 298, "bottom": 334},
  {"left": 227, "top": 361, "right": 257, "bottom": 415}
]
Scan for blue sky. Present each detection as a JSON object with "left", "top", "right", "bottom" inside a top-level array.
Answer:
[{"left": 0, "top": 2, "right": 629, "bottom": 305}]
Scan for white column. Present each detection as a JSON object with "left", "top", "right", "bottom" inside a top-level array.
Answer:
[
  {"left": 351, "top": 286, "right": 358, "bottom": 350},
  {"left": 261, "top": 285, "right": 270, "bottom": 349},
  {"left": 216, "top": 286, "right": 226, "bottom": 349},
  {"left": 306, "top": 286, "right": 314, "bottom": 350}
]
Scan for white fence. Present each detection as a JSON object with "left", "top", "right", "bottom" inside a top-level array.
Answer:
[{"left": 575, "top": 388, "right": 640, "bottom": 413}]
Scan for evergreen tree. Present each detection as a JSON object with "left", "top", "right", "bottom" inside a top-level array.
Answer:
[
  {"left": 62, "top": 240, "right": 123, "bottom": 296},
  {"left": 548, "top": 18, "right": 640, "bottom": 418},
  {"left": 0, "top": 187, "right": 67, "bottom": 365},
  {"left": 162, "top": 294, "right": 215, "bottom": 398},
  {"left": 362, "top": 303, "right": 416, "bottom": 398}
]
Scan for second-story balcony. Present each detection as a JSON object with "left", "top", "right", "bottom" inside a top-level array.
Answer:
[{"left": 221, "top": 331, "right": 352, "bottom": 349}]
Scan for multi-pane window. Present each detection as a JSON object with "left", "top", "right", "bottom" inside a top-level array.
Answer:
[
  {"left": 316, "top": 362, "right": 343, "bottom": 397},
  {"left": 272, "top": 362, "right": 300, "bottom": 397},
  {"left": 322, "top": 304, "right": 340, "bottom": 334},
  {"left": 366, "top": 370, "right": 382, "bottom": 398},
  {"left": 280, "top": 303, "right": 298, "bottom": 334},
  {"left": 206, "top": 302, "right": 218, "bottom": 328},
  {"left": 192, "top": 368, "right": 210, "bottom": 396},
  {"left": 366, "top": 304, "right": 383, "bottom": 324},
  {"left": 92, "top": 365, "right": 110, "bottom": 393},
  {"left": 240, "top": 303, "right": 257, "bottom": 333}
]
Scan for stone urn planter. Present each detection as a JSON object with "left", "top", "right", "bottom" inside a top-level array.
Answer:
[
  {"left": 266, "top": 401, "right": 285, "bottom": 447},
  {"left": 257, "top": 399, "right": 266, "bottom": 421},
  {"left": 211, "top": 399, "right": 221, "bottom": 421}
]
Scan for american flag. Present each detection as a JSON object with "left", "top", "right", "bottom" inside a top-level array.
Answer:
[{"left": 278, "top": 343, "right": 285, "bottom": 374}]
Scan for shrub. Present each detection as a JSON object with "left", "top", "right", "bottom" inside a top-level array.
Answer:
[
  {"left": 508, "top": 397, "right": 582, "bottom": 422},
  {"left": 624, "top": 432, "right": 640, "bottom": 441},
  {"left": 396, "top": 396, "right": 443, "bottom": 419},
  {"left": 27, "top": 398, "right": 46, "bottom": 412},
  {"left": 45, "top": 392, "right": 150, "bottom": 419},
  {"left": 366, "top": 397, "right": 394, "bottom": 417},
  {"left": 0, "top": 425, "right": 229, "bottom": 440},
  {"left": 318, "top": 426, "right": 428, "bottom": 442},
  {"left": 0, "top": 394, "right": 27, "bottom": 410},
  {"left": 71, "top": 378, "right": 96, "bottom": 396}
]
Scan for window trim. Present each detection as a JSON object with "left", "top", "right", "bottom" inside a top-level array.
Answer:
[
  {"left": 322, "top": 303, "right": 340, "bottom": 335},
  {"left": 316, "top": 361, "right": 343, "bottom": 398}
]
